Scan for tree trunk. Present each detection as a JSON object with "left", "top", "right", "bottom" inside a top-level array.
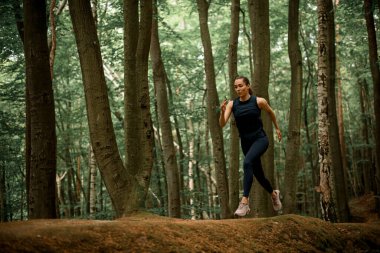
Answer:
[
  {"left": 23, "top": 0, "right": 57, "bottom": 219},
  {"left": 227, "top": 0, "right": 241, "bottom": 213},
  {"left": 316, "top": 0, "right": 337, "bottom": 222},
  {"left": 364, "top": 0, "right": 380, "bottom": 218},
  {"left": 167, "top": 81, "right": 186, "bottom": 212},
  {"left": 196, "top": 0, "right": 231, "bottom": 219},
  {"left": 89, "top": 145, "right": 97, "bottom": 218},
  {"left": 187, "top": 115, "right": 196, "bottom": 220},
  {"left": 68, "top": 0, "right": 129, "bottom": 217},
  {"left": 324, "top": 0, "right": 350, "bottom": 222},
  {"left": 359, "top": 78, "right": 372, "bottom": 193},
  {"left": 336, "top": 57, "right": 350, "bottom": 198},
  {"left": 284, "top": 0, "right": 303, "bottom": 214},
  {"left": 150, "top": 1, "right": 181, "bottom": 218},
  {"left": 0, "top": 165, "right": 7, "bottom": 222},
  {"left": 248, "top": 0, "right": 273, "bottom": 217},
  {"left": 124, "top": 0, "right": 154, "bottom": 213}
]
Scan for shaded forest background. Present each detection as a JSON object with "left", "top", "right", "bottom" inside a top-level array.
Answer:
[{"left": 0, "top": 0, "right": 379, "bottom": 222}]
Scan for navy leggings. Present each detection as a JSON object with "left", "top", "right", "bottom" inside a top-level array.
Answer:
[{"left": 241, "top": 130, "right": 274, "bottom": 197}]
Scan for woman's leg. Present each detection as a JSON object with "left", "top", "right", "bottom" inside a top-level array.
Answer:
[{"left": 242, "top": 136, "right": 272, "bottom": 197}]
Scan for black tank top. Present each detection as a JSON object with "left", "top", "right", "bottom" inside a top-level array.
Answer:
[{"left": 232, "top": 96, "right": 263, "bottom": 138}]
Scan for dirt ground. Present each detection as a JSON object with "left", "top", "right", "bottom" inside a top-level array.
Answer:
[{"left": 0, "top": 194, "right": 379, "bottom": 253}]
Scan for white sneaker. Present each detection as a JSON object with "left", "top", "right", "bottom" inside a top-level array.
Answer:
[
  {"left": 234, "top": 202, "right": 250, "bottom": 217},
  {"left": 272, "top": 190, "right": 282, "bottom": 211}
]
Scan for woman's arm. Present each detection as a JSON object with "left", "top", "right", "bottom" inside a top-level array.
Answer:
[
  {"left": 257, "top": 97, "right": 282, "bottom": 142},
  {"left": 219, "top": 100, "right": 233, "bottom": 128}
]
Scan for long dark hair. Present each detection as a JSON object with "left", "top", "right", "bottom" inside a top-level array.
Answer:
[{"left": 235, "top": 76, "right": 253, "bottom": 95}]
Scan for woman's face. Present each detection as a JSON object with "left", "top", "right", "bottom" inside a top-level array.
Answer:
[{"left": 234, "top": 78, "right": 250, "bottom": 97}]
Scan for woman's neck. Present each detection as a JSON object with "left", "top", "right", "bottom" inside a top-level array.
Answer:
[{"left": 240, "top": 94, "right": 251, "bottom": 102}]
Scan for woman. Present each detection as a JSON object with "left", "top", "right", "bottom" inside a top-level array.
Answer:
[{"left": 219, "top": 76, "right": 282, "bottom": 216}]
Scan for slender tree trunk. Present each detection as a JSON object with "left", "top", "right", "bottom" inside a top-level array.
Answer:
[
  {"left": 228, "top": 0, "right": 240, "bottom": 213},
  {"left": 284, "top": 0, "right": 303, "bottom": 214},
  {"left": 336, "top": 58, "right": 350, "bottom": 196},
  {"left": 89, "top": 145, "right": 97, "bottom": 218},
  {"left": 69, "top": 0, "right": 128, "bottom": 217},
  {"left": 316, "top": 0, "right": 337, "bottom": 222},
  {"left": 248, "top": 0, "right": 273, "bottom": 217},
  {"left": 67, "top": 167, "right": 74, "bottom": 217},
  {"left": 137, "top": 0, "right": 154, "bottom": 207},
  {"left": 0, "top": 165, "right": 7, "bottom": 222},
  {"left": 187, "top": 116, "right": 196, "bottom": 220},
  {"left": 150, "top": 1, "right": 181, "bottom": 218},
  {"left": 364, "top": 0, "right": 380, "bottom": 217},
  {"left": 300, "top": 16, "right": 320, "bottom": 217},
  {"left": 196, "top": 0, "right": 231, "bottom": 219},
  {"left": 325, "top": 0, "right": 350, "bottom": 222},
  {"left": 359, "top": 78, "right": 372, "bottom": 193},
  {"left": 23, "top": 0, "right": 57, "bottom": 219},
  {"left": 167, "top": 81, "right": 186, "bottom": 211}
]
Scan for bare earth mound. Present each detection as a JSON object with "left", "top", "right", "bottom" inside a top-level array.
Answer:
[{"left": 0, "top": 213, "right": 379, "bottom": 252}]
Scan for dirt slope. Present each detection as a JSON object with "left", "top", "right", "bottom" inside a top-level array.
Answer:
[{"left": 0, "top": 213, "right": 379, "bottom": 253}]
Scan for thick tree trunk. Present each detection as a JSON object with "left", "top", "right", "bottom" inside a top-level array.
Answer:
[
  {"left": 316, "top": 0, "right": 337, "bottom": 222},
  {"left": 23, "top": 0, "right": 57, "bottom": 219},
  {"left": 68, "top": 0, "right": 128, "bottom": 217},
  {"left": 150, "top": 1, "right": 181, "bottom": 218},
  {"left": 248, "top": 0, "right": 273, "bottom": 217},
  {"left": 228, "top": 0, "right": 240, "bottom": 213},
  {"left": 124, "top": 0, "right": 154, "bottom": 213},
  {"left": 284, "top": 0, "right": 303, "bottom": 214},
  {"left": 364, "top": 0, "right": 380, "bottom": 218},
  {"left": 196, "top": 0, "right": 231, "bottom": 219}
]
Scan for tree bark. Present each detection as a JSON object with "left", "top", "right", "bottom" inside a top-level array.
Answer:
[
  {"left": 150, "top": 1, "right": 181, "bottom": 218},
  {"left": 325, "top": 0, "right": 350, "bottom": 222},
  {"left": 187, "top": 115, "right": 196, "bottom": 220},
  {"left": 364, "top": 0, "right": 380, "bottom": 218},
  {"left": 89, "top": 145, "right": 97, "bottom": 218},
  {"left": 284, "top": 0, "right": 303, "bottom": 214},
  {"left": 248, "top": 0, "right": 274, "bottom": 217},
  {"left": 124, "top": 0, "right": 154, "bottom": 213},
  {"left": 196, "top": 0, "right": 231, "bottom": 219},
  {"left": 23, "top": 0, "right": 57, "bottom": 219},
  {"left": 316, "top": 0, "right": 337, "bottom": 222},
  {"left": 227, "top": 0, "right": 241, "bottom": 213},
  {"left": 68, "top": 0, "right": 129, "bottom": 217}
]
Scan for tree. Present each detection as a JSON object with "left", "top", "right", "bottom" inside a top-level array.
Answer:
[
  {"left": 196, "top": 0, "right": 231, "bottom": 219},
  {"left": 151, "top": 0, "right": 181, "bottom": 218},
  {"left": 124, "top": 0, "right": 154, "bottom": 213},
  {"left": 316, "top": 0, "right": 337, "bottom": 222},
  {"left": 364, "top": 0, "right": 380, "bottom": 217},
  {"left": 227, "top": 0, "right": 241, "bottom": 213},
  {"left": 248, "top": 0, "right": 274, "bottom": 217},
  {"left": 325, "top": 0, "right": 350, "bottom": 222},
  {"left": 283, "top": 0, "right": 303, "bottom": 214},
  {"left": 68, "top": 0, "right": 130, "bottom": 217},
  {"left": 23, "top": 0, "right": 57, "bottom": 219}
]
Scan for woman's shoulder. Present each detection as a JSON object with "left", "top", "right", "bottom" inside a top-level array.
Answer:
[{"left": 256, "top": 97, "right": 268, "bottom": 109}]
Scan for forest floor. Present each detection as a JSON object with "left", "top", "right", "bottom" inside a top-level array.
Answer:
[{"left": 0, "top": 193, "right": 379, "bottom": 253}]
